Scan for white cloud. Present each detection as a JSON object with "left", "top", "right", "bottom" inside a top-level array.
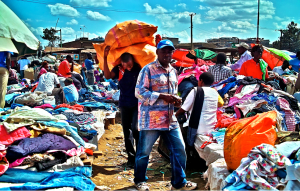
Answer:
[
  {"left": 48, "top": 3, "right": 79, "bottom": 17},
  {"left": 70, "top": 0, "right": 111, "bottom": 7},
  {"left": 176, "top": 3, "right": 187, "bottom": 9},
  {"left": 144, "top": 3, "right": 201, "bottom": 28},
  {"left": 199, "top": 5, "right": 208, "bottom": 10},
  {"left": 162, "top": 30, "right": 191, "bottom": 43},
  {"left": 86, "top": 10, "right": 111, "bottom": 21},
  {"left": 203, "top": 0, "right": 275, "bottom": 21},
  {"left": 30, "top": 27, "right": 44, "bottom": 35},
  {"left": 67, "top": 19, "right": 78, "bottom": 25},
  {"left": 217, "top": 21, "right": 256, "bottom": 33}
]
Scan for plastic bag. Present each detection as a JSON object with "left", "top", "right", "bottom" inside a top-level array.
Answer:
[{"left": 224, "top": 111, "right": 277, "bottom": 171}]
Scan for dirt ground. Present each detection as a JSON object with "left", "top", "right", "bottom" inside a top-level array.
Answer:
[{"left": 92, "top": 115, "right": 207, "bottom": 190}]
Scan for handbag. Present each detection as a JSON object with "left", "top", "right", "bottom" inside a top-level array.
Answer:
[
  {"left": 187, "top": 87, "right": 205, "bottom": 146},
  {"left": 176, "top": 88, "right": 197, "bottom": 124}
]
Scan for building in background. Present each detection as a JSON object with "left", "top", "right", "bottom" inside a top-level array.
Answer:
[
  {"left": 207, "top": 37, "right": 271, "bottom": 48},
  {"left": 62, "top": 37, "right": 104, "bottom": 49}
]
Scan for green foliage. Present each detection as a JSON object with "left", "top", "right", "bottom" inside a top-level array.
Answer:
[
  {"left": 273, "top": 21, "right": 300, "bottom": 52},
  {"left": 41, "top": 28, "right": 59, "bottom": 47}
]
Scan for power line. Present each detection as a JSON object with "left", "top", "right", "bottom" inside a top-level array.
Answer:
[{"left": 16, "top": 0, "right": 194, "bottom": 15}]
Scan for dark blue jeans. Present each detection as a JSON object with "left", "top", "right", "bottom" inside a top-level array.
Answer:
[{"left": 134, "top": 128, "right": 187, "bottom": 189}]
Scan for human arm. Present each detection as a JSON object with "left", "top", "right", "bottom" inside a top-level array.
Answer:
[
  {"left": 175, "top": 89, "right": 195, "bottom": 117},
  {"left": 70, "top": 61, "right": 74, "bottom": 72},
  {"left": 103, "top": 46, "right": 116, "bottom": 79},
  {"left": 6, "top": 52, "right": 11, "bottom": 70}
]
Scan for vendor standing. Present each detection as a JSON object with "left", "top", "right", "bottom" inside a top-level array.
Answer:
[
  {"left": 103, "top": 46, "right": 141, "bottom": 168},
  {"left": 0, "top": 52, "right": 11, "bottom": 108},
  {"left": 239, "top": 45, "right": 276, "bottom": 81},
  {"left": 229, "top": 42, "right": 252, "bottom": 71},
  {"left": 85, "top": 53, "right": 95, "bottom": 85}
]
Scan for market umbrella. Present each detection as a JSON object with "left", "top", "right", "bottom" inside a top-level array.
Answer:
[{"left": 0, "top": 1, "right": 39, "bottom": 55}]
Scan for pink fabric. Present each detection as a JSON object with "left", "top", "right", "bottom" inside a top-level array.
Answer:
[
  {"left": 0, "top": 157, "right": 9, "bottom": 176},
  {"left": 9, "top": 157, "right": 28, "bottom": 168},
  {"left": 228, "top": 94, "right": 257, "bottom": 107},
  {"left": 234, "top": 105, "right": 242, "bottom": 119},
  {"left": 0, "top": 125, "right": 31, "bottom": 146},
  {"left": 277, "top": 98, "right": 296, "bottom": 131},
  {"left": 234, "top": 85, "right": 244, "bottom": 95},
  {"left": 34, "top": 104, "right": 54, "bottom": 109},
  {"left": 46, "top": 146, "right": 85, "bottom": 157},
  {"left": 39, "top": 68, "right": 47, "bottom": 76},
  {"left": 178, "top": 65, "right": 209, "bottom": 84}
]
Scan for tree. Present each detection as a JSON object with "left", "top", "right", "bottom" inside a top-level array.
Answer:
[
  {"left": 41, "top": 28, "right": 60, "bottom": 48},
  {"left": 273, "top": 22, "right": 300, "bottom": 52}
]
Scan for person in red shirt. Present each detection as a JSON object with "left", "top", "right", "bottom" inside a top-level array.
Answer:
[
  {"left": 239, "top": 45, "right": 276, "bottom": 81},
  {"left": 58, "top": 55, "right": 86, "bottom": 90}
]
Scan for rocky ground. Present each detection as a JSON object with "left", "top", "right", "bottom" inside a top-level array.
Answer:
[{"left": 92, "top": 116, "right": 207, "bottom": 190}]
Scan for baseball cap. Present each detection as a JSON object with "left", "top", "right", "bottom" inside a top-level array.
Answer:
[
  {"left": 157, "top": 40, "right": 175, "bottom": 50},
  {"left": 236, "top": 42, "right": 250, "bottom": 49}
]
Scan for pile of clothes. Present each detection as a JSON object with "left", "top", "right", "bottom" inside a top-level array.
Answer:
[
  {"left": 193, "top": 74, "right": 300, "bottom": 190},
  {"left": 0, "top": 89, "right": 114, "bottom": 190}
]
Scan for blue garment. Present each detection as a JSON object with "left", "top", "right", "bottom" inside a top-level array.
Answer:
[
  {"left": 178, "top": 80, "right": 195, "bottom": 99},
  {"left": 211, "top": 131, "right": 225, "bottom": 145},
  {"left": 223, "top": 171, "right": 252, "bottom": 191},
  {"left": 81, "top": 69, "right": 88, "bottom": 85},
  {"left": 78, "top": 101, "right": 117, "bottom": 111},
  {"left": 134, "top": 128, "right": 187, "bottom": 189},
  {"left": 5, "top": 93, "right": 22, "bottom": 105},
  {"left": 211, "top": 76, "right": 236, "bottom": 88},
  {"left": 112, "top": 63, "right": 141, "bottom": 107},
  {"left": 276, "top": 141, "right": 300, "bottom": 158},
  {"left": 52, "top": 107, "right": 70, "bottom": 114},
  {"left": 37, "top": 121, "right": 85, "bottom": 146},
  {"left": 294, "top": 92, "right": 300, "bottom": 103},
  {"left": 218, "top": 81, "right": 238, "bottom": 98},
  {"left": 290, "top": 58, "right": 300, "bottom": 72},
  {"left": 251, "top": 93, "right": 278, "bottom": 105},
  {"left": 0, "top": 166, "right": 95, "bottom": 191},
  {"left": 295, "top": 113, "right": 300, "bottom": 124},
  {"left": 63, "top": 84, "right": 79, "bottom": 103},
  {"left": 10, "top": 103, "right": 24, "bottom": 109},
  {"left": 84, "top": 59, "right": 94, "bottom": 70},
  {"left": 0, "top": 52, "right": 8, "bottom": 68}
]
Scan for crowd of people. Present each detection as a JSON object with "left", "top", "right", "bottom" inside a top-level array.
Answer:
[{"left": 0, "top": 39, "right": 300, "bottom": 190}]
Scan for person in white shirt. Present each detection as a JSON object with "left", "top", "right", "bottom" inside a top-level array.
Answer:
[
  {"left": 272, "top": 60, "right": 290, "bottom": 76},
  {"left": 18, "top": 57, "right": 31, "bottom": 79},
  {"left": 35, "top": 70, "right": 66, "bottom": 104},
  {"left": 230, "top": 42, "right": 252, "bottom": 71},
  {"left": 176, "top": 72, "right": 219, "bottom": 141}
]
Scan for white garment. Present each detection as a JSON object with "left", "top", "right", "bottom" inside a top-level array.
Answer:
[
  {"left": 181, "top": 87, "right": 218, "bottom": 135},
  {"left": 18, "top": 59, "right": 30, "bottom": 70},
  {"left": 273, "top": 66, "right": 290, "bottom": 75},
  {"left": 230, "top": 51, "right": 252, "bottom": 71},
  {"left": 35, "top": 73, "right": 59, "bottom": 95}
]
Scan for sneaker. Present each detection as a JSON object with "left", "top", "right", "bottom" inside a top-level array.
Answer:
[
  {"left": 172, "top": 181, "right": 197, "bottom": 190},
  {"left": 136, "top": 182, "right": 149, "bottom": 191}
]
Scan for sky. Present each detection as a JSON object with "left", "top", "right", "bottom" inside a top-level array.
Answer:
[{"left": 2, "top": 0, "right": 300, "bottom": 46}]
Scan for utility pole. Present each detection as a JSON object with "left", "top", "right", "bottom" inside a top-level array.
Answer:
[
  {"left": 256, "top": 0, "right": 260, "bottom": 44},
  {"left": 276, "top": 29, "right": 283, "bottom": 49},
  {"left": 59, "top": 29, "right": 62, "bottom": 47},
  {"left": 189, "top": 13, "right": 196, "bottom": 50}
]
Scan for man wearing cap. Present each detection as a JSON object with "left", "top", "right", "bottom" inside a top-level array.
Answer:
[
  {"left": 134, "top": 40, "right": 197, "bottom": 190},
  {"left": 230, "top": 42, "right": 252, "bottom": 71}
]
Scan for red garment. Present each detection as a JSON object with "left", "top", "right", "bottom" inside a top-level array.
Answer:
[
  {"left": 0, "top": 125, "right": 31, "bottom": 146},
  {"left": 85, "top": 148, "right": 93, "bottom": 156},
  {"left": 155, "top": 34, "right": 162, "bottom": 47},
  {"left": 34, "top": 104, "right": 54, "bottom": 109},
  {"left": 215, "top": 111, "right": 238, "bottom": 129},
  {"left": 58, "top": 60, "right": 71, "bottom": 78},
  {"left": 54, "top": 104, "right": 84, "bottom": 112}
]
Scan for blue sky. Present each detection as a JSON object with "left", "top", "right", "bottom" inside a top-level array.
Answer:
[{"left": 2, "top": 0, "right": 300, "bottom": 46}]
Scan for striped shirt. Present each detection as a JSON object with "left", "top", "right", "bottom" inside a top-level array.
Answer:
[
  {"left": 208, "top": 64, "right": 232, "bottom": 83},
  {"left": 135, "top": 60, "right": 179, "bottom": 131}
]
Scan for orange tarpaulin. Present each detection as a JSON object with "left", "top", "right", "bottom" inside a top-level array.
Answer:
[
  {"left": 93, "top": 42, "right": 157, "bottom": 71},
  {"left": 105, "top": 20, "right": 157, "bottom": 49},
  {"left": 224, "top": 111, "right": 277, "bottom": 171}
]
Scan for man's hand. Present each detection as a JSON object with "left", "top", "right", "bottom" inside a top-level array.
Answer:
[
  {"left": 104, "top": 46, "right": 111, "bottom": 58},
  {"left": 159, "top": 94, "right": 176, "bottom": 104}
]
